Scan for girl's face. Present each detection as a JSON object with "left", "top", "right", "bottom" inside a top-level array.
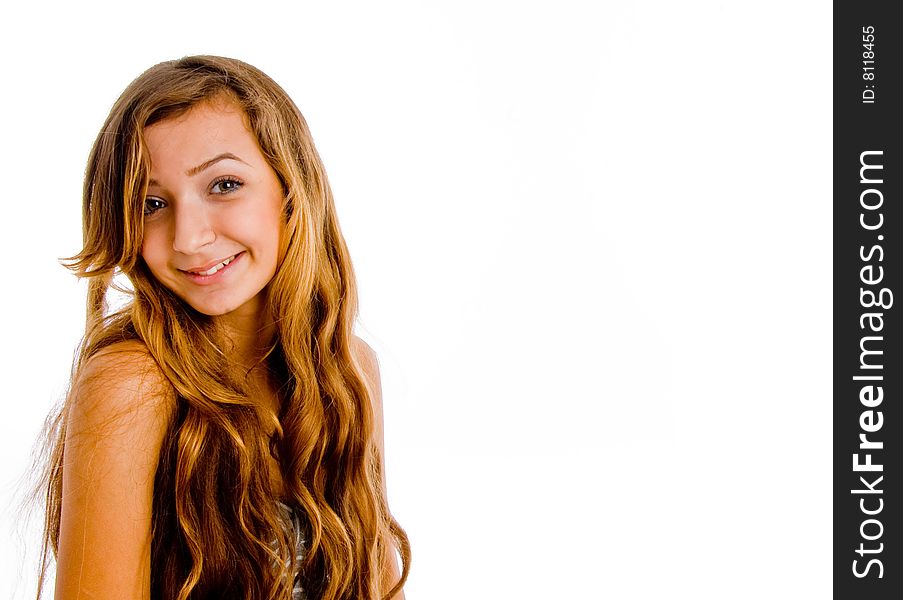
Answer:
[{"left": 140, "top": 97, "right": 284, "bottom": 319}]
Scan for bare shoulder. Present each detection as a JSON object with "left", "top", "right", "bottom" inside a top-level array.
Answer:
[
  {"left": 351, "top": 335, "right": 386, "bottom": 421},
  {"left": 350, "top": 335, "right": 381, "bottom": 387},
  {"left": 69, "top": 339, "right": 176, "bottom": 439},
  {"left": 76, "top": 338, "right": 172, "bottom": 402},
  {"left": 349, "top": 337, "right": 404, "bottom": 596},
  {"left": 65, "top": 338, "right": 177, "bottom": 490},
  {"left": 57, "top": 341, "right": 176, "bottom": 598},
  {"left": 350, "top": 335, "right": 385, "bottom": 435}
]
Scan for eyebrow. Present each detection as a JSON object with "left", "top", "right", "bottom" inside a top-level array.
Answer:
[{"left": 148, "top": 152, "right": 248, "bottom": 187}]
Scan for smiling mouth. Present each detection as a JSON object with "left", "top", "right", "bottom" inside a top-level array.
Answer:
[{"left": 182, "top": 253, "right": 241, "bottom": 276}]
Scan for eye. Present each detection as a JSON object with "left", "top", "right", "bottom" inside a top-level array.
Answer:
[
  {"left": 143, "top": 197, "right": 166, "bottom": 216},
  {"left": 211, "top": 177, "right": 243, "bottom": 194}
]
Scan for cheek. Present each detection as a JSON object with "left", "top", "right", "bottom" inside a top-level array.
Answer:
[
  {"left": 139, "top": 229, "right": 167, "bottom": 269},
  {"left": 255, "top": 205, "right": 285, "bottom": 255},
  {"left": 249, "top": 224, "right": 281, "bottom": 265}
]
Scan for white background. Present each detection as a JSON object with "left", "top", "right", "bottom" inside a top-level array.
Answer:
[{"left": 0, "top": 1, "right": 831, "bottom": 598}]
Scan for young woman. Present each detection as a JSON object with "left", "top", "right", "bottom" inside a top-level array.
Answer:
[{"left": 36, "top": 55, "right": 410, "bottom": 600}]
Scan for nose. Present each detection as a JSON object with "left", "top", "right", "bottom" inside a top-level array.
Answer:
[{"left": 171, "top": 199, "right": 216, "bottom": 254}]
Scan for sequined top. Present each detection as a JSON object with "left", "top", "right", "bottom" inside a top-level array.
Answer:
[{"left": 277, "top": 500, "right": 308, "bottom": 600}]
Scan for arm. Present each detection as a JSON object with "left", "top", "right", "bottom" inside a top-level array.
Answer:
[
  {"left": 54, "top": 341, "right": 175, "bottom": 600},
  {"left": 351, "top": 337, "right": 406, "bottom": 600}
]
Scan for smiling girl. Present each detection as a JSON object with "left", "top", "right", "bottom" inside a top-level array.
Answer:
[{"left": 36, "top": 56, "right": 410, "bottom": 600}]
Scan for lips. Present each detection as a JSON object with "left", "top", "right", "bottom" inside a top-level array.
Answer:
[
  {"left": 177, "top": 252, "right": 246, "bottom": 286},
  {"left": 181, "top": 253, "right": 241, "bottom": 276}
]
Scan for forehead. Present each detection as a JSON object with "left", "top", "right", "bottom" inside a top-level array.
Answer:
[{"left": 144, "top": 98, "right": 260, "bottom": 174}]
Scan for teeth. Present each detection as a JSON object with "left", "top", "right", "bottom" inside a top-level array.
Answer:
[{"left": 192, "top": 254, "right": 236, "bottom": 276}]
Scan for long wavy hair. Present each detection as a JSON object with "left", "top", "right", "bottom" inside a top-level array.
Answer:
[{"left": 36, "top": 55, "right": 410, "bottom": 600}]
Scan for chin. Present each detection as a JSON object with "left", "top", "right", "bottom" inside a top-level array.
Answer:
[
  {"left": 189, "top": 300, "right": 245, "bottom": 317},
  {"left": 192, "top": 305, "right": 234, "bottom": 317},
  {"left": 182, "top": 290, "right": 267, "bottom": 319}
]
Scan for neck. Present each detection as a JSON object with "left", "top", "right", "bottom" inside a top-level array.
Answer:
[
  {"left": 215, "top": 297, "right": 277, "bottom": 372},
  {"left": 216, "top": 301, "right": 281, "bottom": 419}
]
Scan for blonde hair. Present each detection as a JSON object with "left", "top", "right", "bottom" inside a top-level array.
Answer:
[{"left": 38, "top": 55, "right": 410, "bottom": 599}]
